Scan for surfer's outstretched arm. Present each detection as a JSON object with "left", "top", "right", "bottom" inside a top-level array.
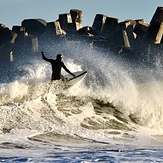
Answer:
[
  {"left": 62, "top": 62, "right": 75, "bottom": 77},
  {"left": 41, "top": 51, "right": 52, "bottom": 62}
]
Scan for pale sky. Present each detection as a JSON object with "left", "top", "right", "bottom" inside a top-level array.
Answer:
[{"left": 0, "top": 0, "right": 163, "bottom": 30}]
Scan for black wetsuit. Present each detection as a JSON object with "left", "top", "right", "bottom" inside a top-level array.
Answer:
[{"left": 42, "top": 54, "right": 74, "bottom": 80}]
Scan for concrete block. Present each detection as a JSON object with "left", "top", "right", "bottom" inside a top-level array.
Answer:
[
  {"left": 10, "top": 51, "right": 13, "bottom": 62},
  {"left": 11, "top": 26, "right": 26, "bottom": 44},
  {"left": 70, "top": 9, "right": 82, "bottom": 30},
  {"left": 146, "top": 20, "right": 163, "bottom": 44},
  {"left": 21, "top": 18, "right": 47, "bottom": 37},
  {"left": 14, "top": 31, "right": 25, "bottom": 45},
  {"left": 116, "top": 21, "right": 131, "bottom": 31},
  {"left": 134, "top": 20, "right": 149, "bottom": 36},
  {"left": 70, "top": 9, "right": 82, "bottom": 23},
  {"left": 114, "top": 31, "right": 130, "bottom": 48},
  {"left": 77, "top": 26, "right": 96, "bottom": 36},
  {"left": 47, "top": 21, "right": 66, "bottom": 35},
  {"left": 101, "top": 16, "right": 119, "bottom": 39},
  {"left": 11, "top": 32, "right": 17, "bottom": 44},
  {"left": 155, "top": 22, "right": 163, "bottom": 44},
  {"left": 92, "top": 14, "right": 107, "bottom": 33},
  {"left": 59, "top": 13, "right": 73, "bottom": 33},
  {"left": 0, "top": 25, "right": 13, "bottom": 46},
  {"left": 58, "top": 10, "right": 82, "bottom": 33},
  {"left": 75, "top": 22, "right": 82, "bottom": 31},
  {"left": 122, "top": 30, "right": 130, "bottom": 47},
  {"left": 147, "top": 7, "right": 163, "bottom": 44},
  {"left": 115, "top": 21, "right": 135, "bottom": 47},
  {"left": 24, "top": 35, "right": 38, "bottom": 52},
  {"left": 150, "top": 7, "right": 163, "bottom": 24},
  {"left": 0, "top": 24, "right": 5, "bottom": 28},
  {"left": 12, "top": 26, "right": 25, "bottom": 34}
]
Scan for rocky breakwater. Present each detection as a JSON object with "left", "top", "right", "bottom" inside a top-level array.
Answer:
[{"left": 0, "top": 7, "right": 163, "bottom": 82}]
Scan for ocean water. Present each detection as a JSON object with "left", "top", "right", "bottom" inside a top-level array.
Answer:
[{"left": 0, "top": 49, "right": 163, "bottom": 162}]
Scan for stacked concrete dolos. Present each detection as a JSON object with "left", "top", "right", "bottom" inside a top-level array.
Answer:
[{"left": 0, "top": 7, "right": 163, "bottom": 81}]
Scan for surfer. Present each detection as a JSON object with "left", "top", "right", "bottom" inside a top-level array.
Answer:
[{"left": 41, "top": 51, "right": 75, "bottom": 81}]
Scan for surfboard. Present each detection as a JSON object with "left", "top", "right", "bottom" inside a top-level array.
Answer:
[
  {"left": 64, "top": 71, "right": 87, "bottom": 87},
  {"left": 42, "top": 71, "right": 87, "bottom": 93}
]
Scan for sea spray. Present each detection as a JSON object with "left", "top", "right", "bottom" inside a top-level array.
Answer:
[
  {"left": 65, "top": 45, "right": 163, "bottom": 133},
  {"left": 1, "top": 46, "right": 163, "bottom": 135}
]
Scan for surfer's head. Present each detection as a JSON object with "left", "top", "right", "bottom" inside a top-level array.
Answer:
[{"left": 56, "top": 54, "right": 63, "bottom": 60}]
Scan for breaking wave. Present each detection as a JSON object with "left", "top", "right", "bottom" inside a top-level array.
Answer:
[{"left": 0, "top": 48, "right": 163, "bottom": 144}]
